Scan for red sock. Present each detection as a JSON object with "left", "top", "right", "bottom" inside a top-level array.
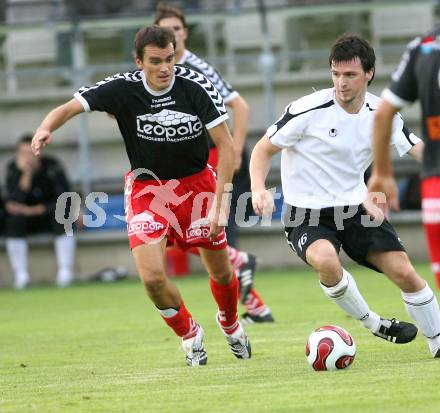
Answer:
[
  {"left": 244, "top": 288, "right": 264, "bottom": 310},
  {"left": 423, "top": 222, "right": 440, "bottom": 289},
  {"left": 421, "top": 177, "right": 440, "bottom": 289},
  {"left": 160, "top": 301, "right": 198, "bottom": 339},
  {"left": 210, "top": 272, "right": 239, "bottom": 334}
]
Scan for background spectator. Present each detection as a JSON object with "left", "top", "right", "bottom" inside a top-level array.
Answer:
[{"left": 4, "top": 134, "right": 76, "bottom": 289}]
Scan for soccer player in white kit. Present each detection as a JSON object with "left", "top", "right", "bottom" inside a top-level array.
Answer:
[{"left": 250, "top": 33, "right": 440, "bottom": 358}]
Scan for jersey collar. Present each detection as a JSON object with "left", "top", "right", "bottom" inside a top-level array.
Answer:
[
  {"left": 333, "top": 89, "right": 367, "bottom": 116},
  {"left": 141, "top": 70, "right": 176, "bottom": 96}
]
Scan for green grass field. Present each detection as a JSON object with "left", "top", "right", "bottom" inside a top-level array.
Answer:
[{"left": 1, "top": 264, "right": 440, "bottom": 413}]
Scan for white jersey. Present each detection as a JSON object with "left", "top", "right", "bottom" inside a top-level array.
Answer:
[{"left": 267, "top": 88, "right": 420, "bottom": 209}]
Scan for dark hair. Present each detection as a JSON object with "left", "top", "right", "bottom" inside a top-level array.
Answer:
[
  {"left": 134, "top": 25, "right": 176, "bottom": 60},
  {"left": 154, "top": 1, "right": 187, "bottom": 28},
  {"left": 329, "top": 33, "right": 375, "bottom": 85},
  {"left": 17, "top": 133, "right": 32, "bottom": 146}
]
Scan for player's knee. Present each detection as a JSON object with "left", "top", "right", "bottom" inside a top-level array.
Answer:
[
  {"left": 210, "top": 270, "right": 232, "bottom": 284},
  {"left": 140, "top": 268, "right": 167, "bottom": 293},
  {"left": 306, "top": 243, "right": 339, "bottom": 274},
  {"left": 392, "top": 265, "right": 424, "bottom": 292}
]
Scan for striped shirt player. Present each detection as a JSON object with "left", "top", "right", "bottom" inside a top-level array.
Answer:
[
  {"left": 155, "top": 4, "right": 275, "bottom": 327},
  {"left": 155, "top": 7, "right": 249, "bottom": 171},
  {"left": 371, "top": 27, "right": 440, "bottom": 292},
  {"left": 179, "top": 50, "right": 239, "bottom": 104},
  {"left": 31, "top": 26, "right": 251, "bottom": 367},
  {"left": 251, "top": 34, "right": 440, "bottom": 358}
]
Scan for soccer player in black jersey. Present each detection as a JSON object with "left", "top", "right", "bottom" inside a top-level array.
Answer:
[
  {"left": 370, "top": 26, "right": 440, "bottom": 293},
  {"left": 31, "top": 25, "right": 251, "bottom": 366},
  {"left": 155, "top": 2, "right": 274, "bottom": 324},
  {"left": 251, "top": 34, "right": 440, "bottom": 358}
]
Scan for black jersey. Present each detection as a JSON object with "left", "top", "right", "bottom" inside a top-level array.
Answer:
[
  {"left": 384, "top": 27, "right": 440, "bottom": 178},
  {"left": 74, "top": 65, "right": 228, "bottom": 180}
]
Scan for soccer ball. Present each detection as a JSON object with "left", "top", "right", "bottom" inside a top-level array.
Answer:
[{"left": 305, "top": 325, "right": 356, "bottom": 371}]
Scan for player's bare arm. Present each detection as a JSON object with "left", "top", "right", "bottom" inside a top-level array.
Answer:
[
  {"left": 32, "top": 98, "right": 85, "bottom": 156},
  {"left": 207, "top": 121, "right": 234, "bottom": 238},
  {"left": 408, "top": 140, "right": 424, "bottom": 162},
  {"left": 249, "top": 135, "right": 281, "bottom": 217},
  {"left": 226, "top": 95, "right": 250, "bottom": 172},
  {"left": 369, "top": 99, "right": 400, "bottom": 210}
]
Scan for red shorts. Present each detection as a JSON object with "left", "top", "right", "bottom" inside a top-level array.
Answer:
[
  {"left": 124, "top": 167, "right": 227, "bottom": 250},
  {"left": 208, "top": 147, "right": 219, "bottom": 170}
]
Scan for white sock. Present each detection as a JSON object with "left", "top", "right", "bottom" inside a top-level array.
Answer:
[
  {"left": 6, "top": 238, "right": 30, "bottom": 289},
  {"left": 240, "top": 252, "right": 249, "bottom": 264},
  {"left": 54, "top": 235, "right": 76, "bottom": 286},
  {"left": 401, "top": 283, "right": 440, "bottom": 354},
  {"left": 320, "top": 268, "right": 381, "bottom": 332},
  {"left": 159, "top": 308, "right": 178, "bottom": 318}
]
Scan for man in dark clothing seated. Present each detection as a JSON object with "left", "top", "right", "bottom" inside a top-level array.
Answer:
[{"left": 4, "top": 134, "right": 76, "bottom": 289}]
